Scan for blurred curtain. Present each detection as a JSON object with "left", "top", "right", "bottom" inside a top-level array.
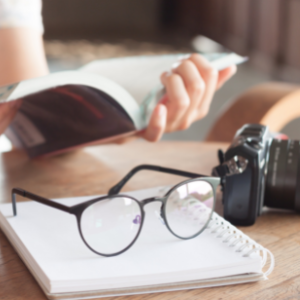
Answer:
[{"left": 171, "top": 0, "right": 300, "bottom": 83}]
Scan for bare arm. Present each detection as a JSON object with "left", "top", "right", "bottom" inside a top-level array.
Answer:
[
  {"left": 0, "top": 27, "right": 48, "bottom": 86},
  {"left": 0, "top": 27, "right": 48, "bottom": 135}
]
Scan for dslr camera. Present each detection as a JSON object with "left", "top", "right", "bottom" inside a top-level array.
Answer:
[{"left": 212, "top": 123, "right": 300, "bottom": 226}]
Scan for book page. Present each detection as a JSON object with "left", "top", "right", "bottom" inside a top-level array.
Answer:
[
  {"left": 81, "top": 53, "right": 247, "bottom": 122},
  {"left": 80, "top": 53, "right": 247, "bottom": 105}
]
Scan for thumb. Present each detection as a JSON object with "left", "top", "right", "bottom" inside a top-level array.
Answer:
[{"left": 138, "top": 104, "right": 167, "bottom": 142}]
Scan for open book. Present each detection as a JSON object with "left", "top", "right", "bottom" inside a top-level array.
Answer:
[
  {"left": 0, "top": 186, "right": 274, "bottom": 300},
  {"left": 0, "top": 53, "right": 247, "bottom": 158}
]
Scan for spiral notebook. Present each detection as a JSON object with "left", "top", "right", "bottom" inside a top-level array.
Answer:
[{"left": 0, "top": 186, "right": 274, "bottom": 300}]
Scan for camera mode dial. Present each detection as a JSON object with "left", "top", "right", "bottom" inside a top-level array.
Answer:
[{"left": 246, "top": 137, "right": 263, "bottom": 150}]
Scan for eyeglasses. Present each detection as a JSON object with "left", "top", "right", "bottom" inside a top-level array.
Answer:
[{"left": 12, "top": 164, "right": 220, "bottom": 257}]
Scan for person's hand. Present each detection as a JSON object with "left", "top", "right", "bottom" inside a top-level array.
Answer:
[{"left": 138, "top": 53, "right": 237, "bottom": 142}]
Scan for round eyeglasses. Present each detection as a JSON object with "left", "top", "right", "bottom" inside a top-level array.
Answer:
[{"left": 12, "top": 165, "right": 220, "bottom": 256}]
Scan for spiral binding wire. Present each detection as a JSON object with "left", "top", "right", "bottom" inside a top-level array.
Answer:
[
  {"left": 206, "top": 213, "right": 275, "bottom": 277},
  {"left": 156, "top": 185, "right": 275, "bottom": 277}
]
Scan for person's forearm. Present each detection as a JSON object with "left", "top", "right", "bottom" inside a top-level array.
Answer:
[{"left": 0, "top": 28, "right": 49, "bottom": 86}]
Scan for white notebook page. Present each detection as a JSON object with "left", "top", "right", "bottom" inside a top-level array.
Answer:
[{"left": 0, "top": 187, "right": 263, "bottom": 294}]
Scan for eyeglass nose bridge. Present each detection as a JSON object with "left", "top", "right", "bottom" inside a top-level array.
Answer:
[
  {"left": 141, "top": 196, "right": 167, "bottom": 225},
  {"left": 141, "top": 196, "right": 167, "bottom": 206}
]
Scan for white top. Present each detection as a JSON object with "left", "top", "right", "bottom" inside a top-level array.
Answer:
[{"left": 0, "top": 0, "right": 44, "bottom": 33}]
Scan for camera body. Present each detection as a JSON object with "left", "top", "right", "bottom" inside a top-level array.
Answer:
[{"left": 212, "top": 124, "right": 271, "bottom": 226}]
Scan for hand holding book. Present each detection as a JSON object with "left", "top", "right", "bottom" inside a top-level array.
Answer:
[
  {"left": 1, "top": 52, "right": 246, "bottom": 157},
  {"left": 0, "top": 53, "right": 237, "bottom": 144},
  {"left": 137, "top": 53, "right": 237, "bottom": 142}
]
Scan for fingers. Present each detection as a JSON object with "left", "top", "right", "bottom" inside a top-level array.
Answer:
[
  {"left": 114, "top": 104, "right": 167, "bottom": 143},
  {"left": 138, "top": 53, "right": 237, "bottom": 143},
  {"left": 216, "top": 65, "right": 237, "bottom": 90},
  {"left": 160, "top": 72, "right": 190, "bottom": 131},
  {"left": 187, "top": 54, "right": 219, "bottom": 119},
  {"left": 138, "top": 103, "right": 167, "bottom": 142},
  {"left": 171, "top": 60, "right": 205, "bottom": 129}
]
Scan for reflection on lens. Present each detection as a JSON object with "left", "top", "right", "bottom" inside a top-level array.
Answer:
[
  {"left": 80, "top": 196, "right": 142, "bottom": 255},
  {"left": 165, "top": 180, "right": 214, "bottom": 238}
]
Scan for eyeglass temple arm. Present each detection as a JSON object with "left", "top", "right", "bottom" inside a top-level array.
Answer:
[
  {"left": 12, "top": 188, "right": 71, "bottom": 216},
  {"left": 108, "top": 164, "right": 207, "bottom": 195}
]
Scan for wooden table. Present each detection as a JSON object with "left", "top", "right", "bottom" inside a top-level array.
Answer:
[{"left": 0, "top": 141, "right": 300, "bottom": 300}]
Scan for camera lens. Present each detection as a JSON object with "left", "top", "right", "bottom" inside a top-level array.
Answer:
[{"left": 265, "top": 139, "right": 300, "bottom": 211}]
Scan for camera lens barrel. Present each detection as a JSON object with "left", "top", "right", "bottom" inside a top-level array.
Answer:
[{"left": 265, "top": 139, "right": 300, "bottom": 211}]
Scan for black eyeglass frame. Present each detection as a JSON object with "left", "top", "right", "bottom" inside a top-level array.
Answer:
[{"left": 11, "top": 164, "right": 220, "bottom": 257}]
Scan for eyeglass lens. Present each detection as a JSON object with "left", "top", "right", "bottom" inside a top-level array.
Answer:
[
  {"left": 80, "top": 180, "right": 214, "bottom": 255},
  {"left": 80, "top": 197, "right": 142, "bottom": 255},
  {"left": 165, "top": 180, "right": 214, "bottom": 238}
]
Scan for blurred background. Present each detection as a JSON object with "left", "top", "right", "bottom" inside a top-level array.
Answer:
[{"left": 2, "top": 0, "right": 300, "bottom": 150}]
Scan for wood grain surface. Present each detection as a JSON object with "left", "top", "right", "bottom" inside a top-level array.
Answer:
[{"left": 1, "top": 141, "right": 300, "bottom": 300}]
